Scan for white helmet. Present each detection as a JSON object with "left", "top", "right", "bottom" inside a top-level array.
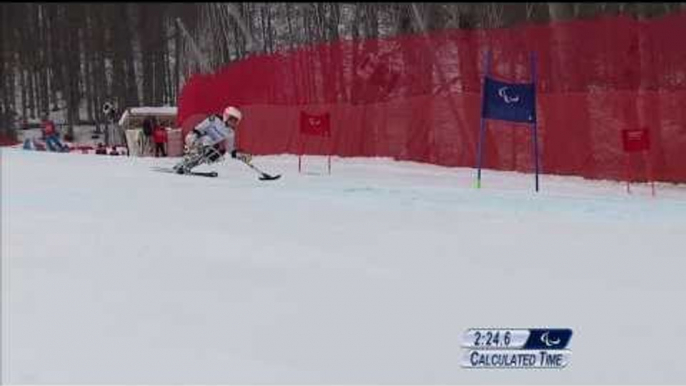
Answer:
[{"left": 223, "top": 106, "right": 242, "bottom": 124}]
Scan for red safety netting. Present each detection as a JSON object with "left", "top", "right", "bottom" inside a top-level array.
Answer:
[{"left": 178, "top": 11, "right": 686, "bottom": 183}]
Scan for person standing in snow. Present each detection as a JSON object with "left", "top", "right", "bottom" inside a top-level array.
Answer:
[
  {"left": 152, "top": 123, "right": 168, "bottom": 157},
  {"left": 173, "top": 106, "right": 252, "bottom": 174},
  {"left": 141, "top": 116, "right": 154, "bottom": 155}
]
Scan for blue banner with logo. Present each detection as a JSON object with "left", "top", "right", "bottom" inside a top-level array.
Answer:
[{"left": 482, "top": 77, "right": 536, "bottom": 123}]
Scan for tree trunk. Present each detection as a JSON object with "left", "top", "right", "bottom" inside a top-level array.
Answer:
[
  {"left": 174, "top": 18, "right": 181, "bottom": 100},
  {"left": 64, "top": 5, "right": 84, "bottom": 137},
  {"left": 286, "top": 3, "right": 295, "bottom": 50},
  {"left": 120, "top": 4, "right": 140, "bottom": 107},
  {"left": 138, "top": 4, "right": 153, "bottom": 105}
]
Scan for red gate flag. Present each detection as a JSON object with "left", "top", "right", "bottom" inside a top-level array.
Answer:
[
  {"left": 622, "top": 128, "right": 650, "bottom": 153},
  {"left": 300, "top": 111, "right": 331, "bottom": 137},
  {"left": 621, "top": 128, "right": 654, "bottom": 196},
  {"left": 298, "top": 111, "right": 332, "bottom": 174}
]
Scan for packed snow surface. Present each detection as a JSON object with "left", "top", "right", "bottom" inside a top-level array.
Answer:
[{"left": 3, "top": 149, "right": 686, "bottom": 383}]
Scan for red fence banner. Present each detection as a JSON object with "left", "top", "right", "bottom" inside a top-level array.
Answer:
[{"left": 177, "top": 11, "right": 686, "bottom": 184}]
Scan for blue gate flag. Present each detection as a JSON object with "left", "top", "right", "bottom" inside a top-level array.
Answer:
[
  {"left": 482, "top": 77, "right": 536, "bottom": 123},
  {"left": 476, "top": 51, "right": 540, "bottom": 192}
]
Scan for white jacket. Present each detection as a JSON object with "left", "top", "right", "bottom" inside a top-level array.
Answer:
[{"left": 192, "top": 115, "right": 235, "bottom": 152}]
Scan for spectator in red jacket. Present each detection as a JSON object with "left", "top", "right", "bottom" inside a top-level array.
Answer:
[
  {"left": 42, "top": 119, "right": 56, "bottom": 138},
  {"left": 152, "top": 123, "right": 168, "bottom": 157},
  {"left": 42, "top": 118, "right": 68, "bottom": 152}
]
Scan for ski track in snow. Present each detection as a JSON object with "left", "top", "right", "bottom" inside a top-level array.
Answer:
[{"left": 2, "top": 148, "right": 686, "bottom": 384}]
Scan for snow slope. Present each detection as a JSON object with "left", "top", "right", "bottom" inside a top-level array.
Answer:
[{"left": 2, "top": 149, "right": 686, "bottom": 384}]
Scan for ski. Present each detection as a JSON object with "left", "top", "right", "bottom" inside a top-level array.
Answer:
[
  {"left": 152, "top": 165, "right": 280, "bottom": 181},
  {"left": 259, "top": 173, "right": 281, "bottom": 181},
  {"left": 237, "top": 158, "right": 281, "bottom": 181},
  {"left": 151, "top": 166, "right": 218, "bottom": 177},
  {"left": 186, "top": 171, "right": 219, "bottom": 178}
]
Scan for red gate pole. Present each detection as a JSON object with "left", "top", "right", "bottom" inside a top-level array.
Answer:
[
  {"left": 625, "top": 154, "right": 632, "bottom": 195},
  {"left": 647, "top": 150, "right": 655, "bottom": 197}
]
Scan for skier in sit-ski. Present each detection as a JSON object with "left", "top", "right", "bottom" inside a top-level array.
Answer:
[{"left": 173, "top": 106, "right": 253, "bottom": 175}]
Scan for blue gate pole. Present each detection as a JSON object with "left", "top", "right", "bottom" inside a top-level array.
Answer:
[
  {"left": 531, "top": 51, "right": 540, "bottom": 192},
  {"left": 476, "top": 50, "right": 493, "bottom": 189}
]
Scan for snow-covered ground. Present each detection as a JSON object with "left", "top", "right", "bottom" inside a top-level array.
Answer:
[{"left": 2, "top": 148, "right": 686, "bottom": 384}]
